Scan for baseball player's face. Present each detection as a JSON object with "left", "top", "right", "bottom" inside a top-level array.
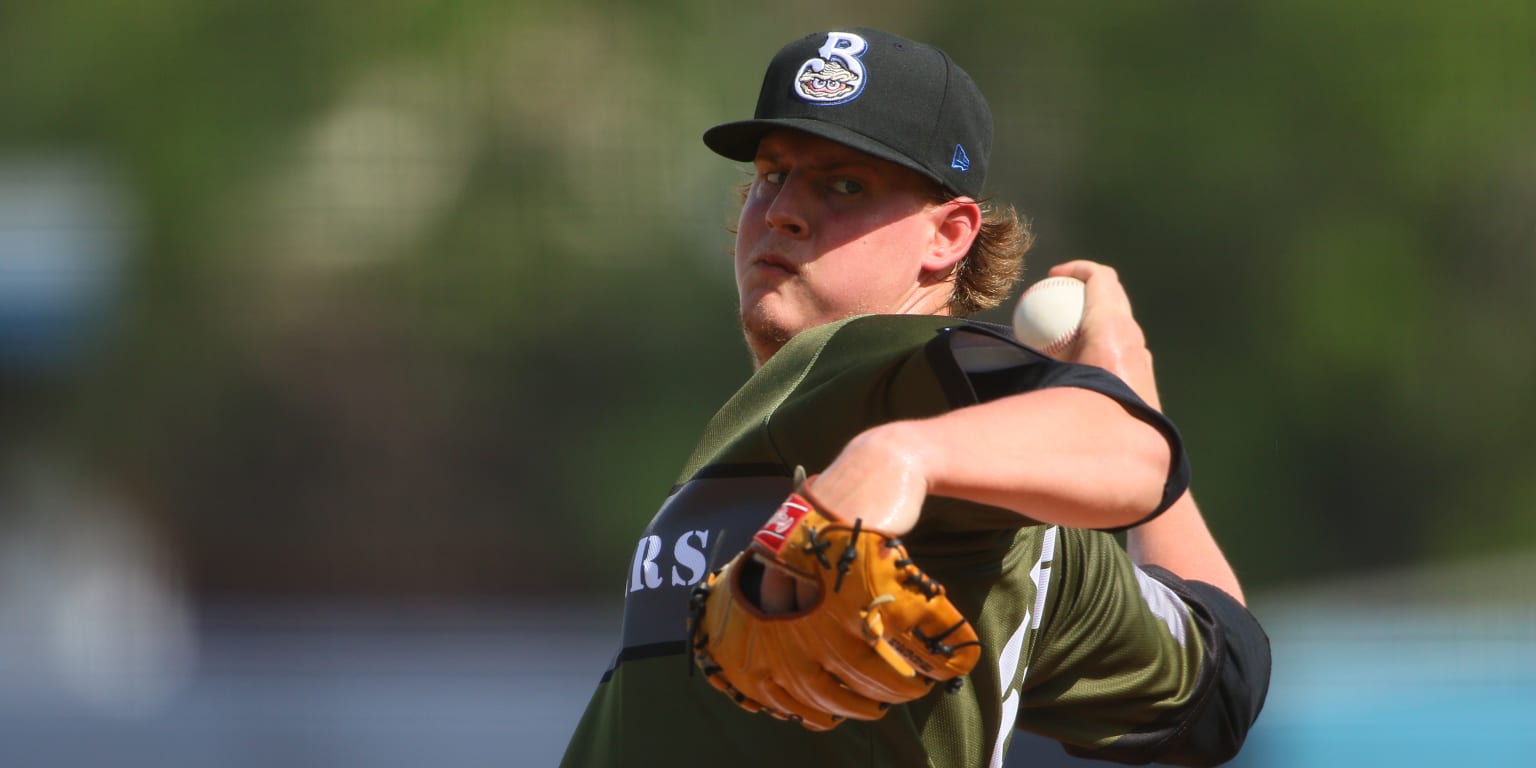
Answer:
[{"left": 735, "top": 130, "right": 959, "bottom": 365}]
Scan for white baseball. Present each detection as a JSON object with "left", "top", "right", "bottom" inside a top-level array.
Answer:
[{"left": 1011, "top": 276, "right": 1085, "bottom": 355}]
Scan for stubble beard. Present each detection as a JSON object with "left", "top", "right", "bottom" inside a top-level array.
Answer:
[
  {"left": 739, "top": 294, "right": 883, "bottom": 369},
  {"left": 739, "top": 303, "right": 792, "bottom": 369}
]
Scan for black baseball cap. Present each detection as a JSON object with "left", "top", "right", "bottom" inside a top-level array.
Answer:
[{"left": 703, "top": 28, "right": 992, "bottom": 199}]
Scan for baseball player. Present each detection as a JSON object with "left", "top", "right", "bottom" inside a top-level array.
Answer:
[{"left": 561, "top": 28, "right": 1268, "bottom": 768}]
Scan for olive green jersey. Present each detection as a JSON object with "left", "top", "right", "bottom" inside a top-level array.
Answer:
[{"left": 562, "top": 315, "right": 1205, "bottom": 768}]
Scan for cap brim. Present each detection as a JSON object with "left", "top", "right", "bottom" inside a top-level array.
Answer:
[{"left": 703, "top": 118, "right": 956, "bottom": 196}]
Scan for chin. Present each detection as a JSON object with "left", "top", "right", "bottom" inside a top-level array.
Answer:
[{"left": 739, "top": 306, "right": 797, "bottom": 364}]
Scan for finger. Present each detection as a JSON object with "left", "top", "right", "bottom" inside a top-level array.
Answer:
[
  {"left": 760, "top": 567, "right": 797, "bottom": 614},
  {"left": 1043, "top": 262, "right": 1135, "bottom": 354},
  {"left": 1046, "top": 259, "right": 1106, "bottom": 283},
  {"left": 1059, "top": 262, "right": 1134, "bottom": 315},
  {"left": 796, "top": 577, "right": 819, "bottom": 611},
  {"left": 1045, "top": 258, "right": 1092, "bottom": 279}
]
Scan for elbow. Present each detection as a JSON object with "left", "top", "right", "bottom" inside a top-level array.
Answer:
[
  {"left": 1046, "top": 407, "right": 1176, "bottom": 530},
  {"left": 1066, "top": 573, "right": 1272, "bottom": 767},
  {"left": 1154, "top": 581, "right": 1273, "bottom": 766},
  {"left": 1108, "top": 415, "right": 1177, "bottom": 526}
]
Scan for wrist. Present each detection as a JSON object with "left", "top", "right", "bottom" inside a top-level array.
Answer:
[
  {"left": 853, "top": 420, "right": 936, "bottom": 500},
  {"left": 812, "top": 421, "right": 932, "bottom": 535}
]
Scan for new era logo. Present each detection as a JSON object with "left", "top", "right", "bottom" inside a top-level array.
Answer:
[{"left": 951, "top": 144, "right": 971, "bottom": 172}]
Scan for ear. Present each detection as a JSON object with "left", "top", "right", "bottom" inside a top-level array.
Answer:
[{"left": 920, "top": 198, "right": 981, "bottom": 276}]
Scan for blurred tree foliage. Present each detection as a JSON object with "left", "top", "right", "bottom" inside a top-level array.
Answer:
[{"left": 1, "top": 0, "right": 1531, "bottom": 598}]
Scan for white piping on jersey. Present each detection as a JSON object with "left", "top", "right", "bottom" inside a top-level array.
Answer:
[
  {"left": 990, "top": 526, "right": 1058, "bottom": 768},
  {"left": 1030, "top": 525, "right": 1056, "bottom": 630}
]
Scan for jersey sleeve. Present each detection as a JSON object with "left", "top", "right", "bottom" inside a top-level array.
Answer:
[{"left": 1017, "top": 529, "right": 1270, "bottom": 766}]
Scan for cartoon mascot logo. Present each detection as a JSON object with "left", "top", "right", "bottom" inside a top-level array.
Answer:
[{"left": 793, "top": 31, "right": 869, "bottom": 105}]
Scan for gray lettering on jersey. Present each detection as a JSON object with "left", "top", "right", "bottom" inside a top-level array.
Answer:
[
  {"left": 626, "top": 531, "right": 714, "bottom": 592},
  {"left": 1133, "top": 565, "right": 1190, "bottom": 646},
  {"left": 618, "top": 475, "right": 793, "bottom": 650},
  {"left": 670, "top": 529, "right": 710, "bottom": 586},
  {"left": 629, "top": 535, "right": 664, "bottom": 592}
]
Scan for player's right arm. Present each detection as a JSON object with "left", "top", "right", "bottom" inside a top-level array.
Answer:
[
  {"left": 1020, "top": 260, "right": 1268, "bottom": 766},
  {"left": 1046, "top": 260, "right": 1245, "bottom": 604},
  {"left": 1019, "top": 528, "right": 1270, "bottom": 767}
]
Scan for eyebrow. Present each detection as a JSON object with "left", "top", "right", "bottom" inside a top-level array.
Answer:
[{"left": 753, "top": 151, "right": 878, "bottom": 175}]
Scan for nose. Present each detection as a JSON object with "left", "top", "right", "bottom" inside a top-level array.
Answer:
[{"left": 764, "top": 176, "right": 810, "bottom": 238}]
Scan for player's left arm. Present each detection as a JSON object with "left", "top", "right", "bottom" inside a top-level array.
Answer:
[
  {"left": 811, "top": 387, "right": 1168, "bottom": 534},
  {"left": 806, "top": 262, "right": 1176, "bottom": 535}
]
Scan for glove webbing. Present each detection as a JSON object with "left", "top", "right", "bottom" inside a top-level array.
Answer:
[{"left": 801, "top": 518, "right": 863, "bottom": 593}]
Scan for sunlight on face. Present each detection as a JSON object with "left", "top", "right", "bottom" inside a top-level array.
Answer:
[{"left": 733, "top": 130, "right": 952, "bottom": 365}]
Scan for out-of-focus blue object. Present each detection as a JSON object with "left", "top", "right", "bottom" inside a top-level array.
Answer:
[
  {"left": 1234, "top": 601, "right": 1536, "bottom": 767},
  {"left": 0, "top": 155, "right": 131, "bottom": 372},
  {"left": 0, "top": 602, "right": 618, "bottom": 768}
]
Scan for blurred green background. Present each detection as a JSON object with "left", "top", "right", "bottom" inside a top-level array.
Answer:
[
  {"left": 5, "top": 0, "right": 1532, "bottom": 599},
  {"left": 1, "top": 1, "right": 1533, "bottom": 764}
]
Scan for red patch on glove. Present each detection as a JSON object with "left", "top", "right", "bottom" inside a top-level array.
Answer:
[{"left": 752, "top": 493, "right": 813, "bottom": 554}]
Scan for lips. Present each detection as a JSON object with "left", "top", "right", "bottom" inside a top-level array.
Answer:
[{"left": 751, "top": 252, "right": 797, "bottom": 274}]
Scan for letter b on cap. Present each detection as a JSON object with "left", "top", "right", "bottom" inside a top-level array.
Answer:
[{"left": 794, "top": 31, "right": 869, "bottom": 104}]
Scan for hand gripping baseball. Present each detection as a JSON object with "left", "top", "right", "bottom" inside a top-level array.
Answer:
[{"left": 688, "top": 475, "right": 982, "bottom": 731}]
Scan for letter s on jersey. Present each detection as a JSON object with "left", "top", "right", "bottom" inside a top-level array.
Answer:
[{"left": 671, "top": 530, "right": 709, "bottom": 586}]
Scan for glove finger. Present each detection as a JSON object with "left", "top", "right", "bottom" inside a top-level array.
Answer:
[
  {"left": 794, "top": 620, "right": 931, "bottom": 703},
  {"left": 700, "top": 654, "right": 834, "bottom": 729},
  {"left": 709, "top": 675, "right": 765, "bottom": 715},
  {"left": 723, "top": 681, "right": 840, "bottom": 734},
  {"left": 753, "top": 674, "right": 842, "bottom": 732},
  {"left": 767, "top": 633, "right": 887, "bottom": 722},
  {"left": 778, "top": 668, "right": 886, "bottom": 723}
]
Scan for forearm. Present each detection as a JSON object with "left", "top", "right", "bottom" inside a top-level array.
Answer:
[
  {"left": 918, "top": 387, "right": 1170, "bottom": 527},
  {"left": 813, "top": 387, "right": 1171, "bottom": 534},
  {"left": 1127, "top": 491, "right": 1246, "bottom": 605}
]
